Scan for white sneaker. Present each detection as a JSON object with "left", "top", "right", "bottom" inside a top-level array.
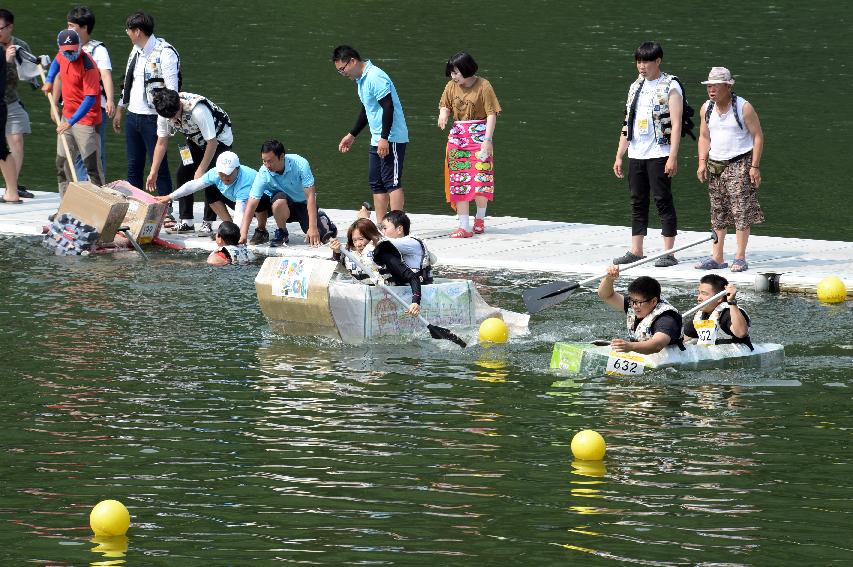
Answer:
[{"left": 197, "top": 221, "right": 214, "bottom": 236}]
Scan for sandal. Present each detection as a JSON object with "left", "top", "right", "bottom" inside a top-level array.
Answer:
[
  {"left": 694, "top": 256, "right": 728, "bottom": 270},
  {"left": 162, "top": 214, "right": 177, "bottom": 229},
  {"left": 0, "top": 197, "right": 23, "bottom": 204},
  {"left": 449, "top": 228, "right": 473, "bottom": 238},
  {"left": 731, "top": 258, "right": 749, "bottom": 272}
]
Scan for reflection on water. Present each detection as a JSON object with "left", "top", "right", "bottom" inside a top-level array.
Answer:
[{"left": 0, "top": 238, "right": 851, "bottom": 564}]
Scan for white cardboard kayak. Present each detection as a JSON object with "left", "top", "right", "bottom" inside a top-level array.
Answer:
[
  {"left": 256, "top": 256, "right": 529, "bottom": 344},
  {"left": 550, "top": 341, "right": 784, "bottom": 375}
]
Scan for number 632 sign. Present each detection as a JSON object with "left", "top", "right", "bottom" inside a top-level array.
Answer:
[{"left": 605, "top": 352, "right": 646, "bottom": 376}]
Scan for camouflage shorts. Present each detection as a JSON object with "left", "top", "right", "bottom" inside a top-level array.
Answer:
[{"left": 707, "top": 157, "right": 764, "bottom": 230}]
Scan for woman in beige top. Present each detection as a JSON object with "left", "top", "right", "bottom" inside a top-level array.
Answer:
[{"left": 438, "top": 52, "right": 501, "bottom": 238}]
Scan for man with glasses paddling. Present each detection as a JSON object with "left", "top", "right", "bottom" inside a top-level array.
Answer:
[{"left": 597, "top": 264, "right": 683, "bottom": 354}]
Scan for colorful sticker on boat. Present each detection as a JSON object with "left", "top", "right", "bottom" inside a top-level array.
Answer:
[
  {"left": 605, "top": 352, "right": 646, "bottom": 376},
  {"left": 271, "top": 257, "right": 313, "bottom": 299}
]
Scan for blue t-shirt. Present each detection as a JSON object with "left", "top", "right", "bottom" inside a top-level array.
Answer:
[
  {"left": 201, "top": 165, "right": 257, "bottom": 203},
  {"left": 249, "top": 154, "right": 315, "bottom": 203},
  {"left": 356, "top": 60, "right": 409, "bottom": 145}
]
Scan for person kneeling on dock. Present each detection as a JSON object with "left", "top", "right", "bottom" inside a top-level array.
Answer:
[
  {"left": 597, "top": 265, "right": 683, "bottom": 354},
  {"left": 207, "top": 221, "right": 254, "bottom": 266},
  {"left": 239, "top": 139, "right": 336, "bottom": 247},
  {"left": 683, "top": 274, "right": 752, "bottom": 349},
  {"left": 379, "top": 210, "right": 435, "bottom": 284},
  {"left": 155, "top": 151, "right": 272, "bottom": 243},
  {"left": 329, "top": 218, "right": 421, "bottom": 316}
]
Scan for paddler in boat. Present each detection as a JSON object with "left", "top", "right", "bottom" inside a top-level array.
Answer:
[
  {"left": 597, "top": 264, "right": 684, "bottom": 354},
  {"left": 683, "top": 274, "right": 753, "bottom": 350},
  {"left": 329, "top": 218, "right": 421, "bottom": 316}
]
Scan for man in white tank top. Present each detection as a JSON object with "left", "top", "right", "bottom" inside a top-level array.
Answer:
[{"left": 695, "top": 67, "right": 765, "bottom": 273}]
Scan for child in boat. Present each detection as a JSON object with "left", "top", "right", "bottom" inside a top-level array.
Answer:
[
  {"left": 683, "top": 274, "right": 752, "bottom": 349},
  {"left": 207, "top": 221, "right": 255, "bottom": 266},
  {"left": 597, "top": 264, "right": 683, "bottom": 354},
  {"left": 379, "top": 210, "right": 435, "bottom": 284},
  {"left": 329, "top": 218, "right": 421, "bottom": 315}
]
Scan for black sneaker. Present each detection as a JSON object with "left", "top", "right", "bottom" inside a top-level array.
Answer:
[
  {"left": 249, "top": 227, "right": 269, "bottom": 245},
  {"left": 18, "top": 186, "right": 34, "bottom": 199},
  {"left": 318, "top": 209, "right": 337, "bottom": 244},
  {"left": 269, "top": 227, "right": 289, "bottom": 247},
  {"left": 612, "top": 251, "right": 646, "bottom": 265}
]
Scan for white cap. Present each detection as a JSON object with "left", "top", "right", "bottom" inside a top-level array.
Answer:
[{"left": 216, "top": 151, "right": 240, "bottom": 174}]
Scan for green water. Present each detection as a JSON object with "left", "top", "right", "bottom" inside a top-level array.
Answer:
[{"left": 3, "top": 1, "right": 852, "bottom": 565}]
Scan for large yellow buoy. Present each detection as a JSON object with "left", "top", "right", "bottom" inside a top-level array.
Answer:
[
  {"left": 571, "top": 430, "right": 606, "bottom": 461},
  {"left": 816, "top": 276, "right": 847, "bottom": 304},
  {"left": 479, "top": 317, "right": 509, "bottom": 344},
  {"left": 89, "top": 500, "right": 130, "bottom": 536}
]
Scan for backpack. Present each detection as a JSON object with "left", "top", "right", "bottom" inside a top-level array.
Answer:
[
  {"left": 704, "top": 94, "right": 744, "bottom": 130},
  {"left": 672, "top": 76, "right": 696, "bottom": 140}
]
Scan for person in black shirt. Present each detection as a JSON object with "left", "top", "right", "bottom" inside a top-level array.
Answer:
[
  {"left": 683, "top": 273, "right": 751, "bottom": 347},
  {"left": 598, "top": 264, "right": 683, "bottom": 354}
]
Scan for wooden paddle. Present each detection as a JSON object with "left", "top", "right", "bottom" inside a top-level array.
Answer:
[
  {"left": 336, "top": 245, "right": 467, "bottom": 348},
  {"left": 523, "top": 230, "right": 718, "bottom": 314},
  {"left": 35, "top": 58, "right": 78, "bottom": 184}
]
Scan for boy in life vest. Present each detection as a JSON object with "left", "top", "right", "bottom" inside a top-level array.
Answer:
[
  {"left": 683, "top": 274, "right": 752, "bottom": 349},
  {"left": 208, "top": 221, "right": 255, "bottom": 266},
  {"left": 378, "top": 210, "right": 436, "bottom": 284},
  {"left": 597, "top": 265, "right": 683, "bottom": 354}
]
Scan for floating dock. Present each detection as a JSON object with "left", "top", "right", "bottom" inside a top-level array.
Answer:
[{"left": 2, "top": 191, "right": 850, "bottom": 297}]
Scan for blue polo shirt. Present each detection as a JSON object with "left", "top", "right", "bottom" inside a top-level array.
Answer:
[
  {"left": 249, "top": 153, "right": 315, "bottom": 203},
  {"left": 201, "top": 165, "right": 257, "bottom": 202},
  {"left": 356, "top": 60, "right": 409, "bottom": 146}
]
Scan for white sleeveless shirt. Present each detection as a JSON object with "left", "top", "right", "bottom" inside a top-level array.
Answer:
[{"left": 708, "top": 96, "right": 754, "bottom": 161}]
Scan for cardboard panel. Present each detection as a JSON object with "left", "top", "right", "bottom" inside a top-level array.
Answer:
[
  {"left": 105, "top": 180, "right": 167, "bottom": 244},
  {"left": 56, "top": 181, "right": 129, "bottom": 244},
  {"left": 255, "top": 257, "right": 340, "bottom": 339}
]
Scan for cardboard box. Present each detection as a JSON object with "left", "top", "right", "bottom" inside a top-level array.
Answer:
[
  {"left": 105, "top": 180, "right": 167, "bottom": 244},
  {"left": 56, "top": 181, "right": 129, "bottom": 244}
]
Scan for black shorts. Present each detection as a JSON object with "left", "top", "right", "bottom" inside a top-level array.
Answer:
[
  {"left": 368, "top": 142, "right": 406, "bottom": 194},
  {"left": 211, "top": 192, "right": 272, "bottom": 214},
  {"left": 270, "top": 192, "right": 336, "bottom": 241}
]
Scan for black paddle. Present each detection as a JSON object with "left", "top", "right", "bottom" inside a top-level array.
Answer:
[
  {"left": 523, "top": 230, "right": 718, "bottom": 314},
  {"left": 336, "top": 246, "right": 467, "bottom": 348}
]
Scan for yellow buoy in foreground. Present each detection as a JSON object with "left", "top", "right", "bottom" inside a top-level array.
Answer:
[
  {"left": 90, "top": 500, "right": 130, "bottom": 536},
  {"left": 479, "top": 317, "right": 509, "bottom": 344},
  {"left": 816, "top": 276, "right": 847, "bottom": 304},
  {"left": 571, "top": 429, "right": 606, "bottom": 461}
]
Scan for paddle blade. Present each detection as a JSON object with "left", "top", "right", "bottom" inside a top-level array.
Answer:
[
  {"left": 522, "top": 280, "right": 580, "bottom": 314},
  {"left": 427, "top": 323, "right": 467, "bottom": 348}
]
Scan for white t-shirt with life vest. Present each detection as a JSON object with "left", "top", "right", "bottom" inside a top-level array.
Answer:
[
  {"left": 627, "top": 77, "right": 683, "bottom": 160},
  {"left": 82, "top": 40, "right": 111, "bottom": 110}
]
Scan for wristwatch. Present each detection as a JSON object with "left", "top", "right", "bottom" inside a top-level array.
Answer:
[{"left": 727, "top": 296, "right": 737, "bottom": 305}]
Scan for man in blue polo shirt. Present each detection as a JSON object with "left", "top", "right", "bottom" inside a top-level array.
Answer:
[
  {"left": 333, "top": 45, "right": 408, "bottom": 225},
  {"left": 239, "top": 139, "right": 336, "bottom": 247},
  {"left": 155, "top": 151, "right": 272, "bottom": 244}
]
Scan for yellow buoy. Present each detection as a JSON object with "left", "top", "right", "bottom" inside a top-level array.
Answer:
[
  {"left": 571, "top": 429, "right": 606, "bottom": 461},
  {"left": 816, "top": 276, "right": 847, "bottom": 304},
  {"left": 89, "top": 500, "right": 130, "bottom": 536},
  {"left": 479, "top": 317, "right": 509, "bottom": 344}
]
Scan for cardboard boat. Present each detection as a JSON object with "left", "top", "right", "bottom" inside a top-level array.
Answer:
[
  {"left": 256, "top": 256, "right": 529, "bottom": 344},
  {"left": 550, "top": 341, "right": 784, "bottom": 375}
]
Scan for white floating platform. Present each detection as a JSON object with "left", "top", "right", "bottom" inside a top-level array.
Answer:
[{"left": 3, "top": 190, "right": 851, "bottom": 296}]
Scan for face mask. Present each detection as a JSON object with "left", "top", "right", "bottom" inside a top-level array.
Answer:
[{"left": 61, "top": 49, "right": 81, "bottom": 62}]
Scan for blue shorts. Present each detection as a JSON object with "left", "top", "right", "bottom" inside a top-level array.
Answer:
[{"left": 368, "top": 142, "right": 406, "bottom": 194}]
